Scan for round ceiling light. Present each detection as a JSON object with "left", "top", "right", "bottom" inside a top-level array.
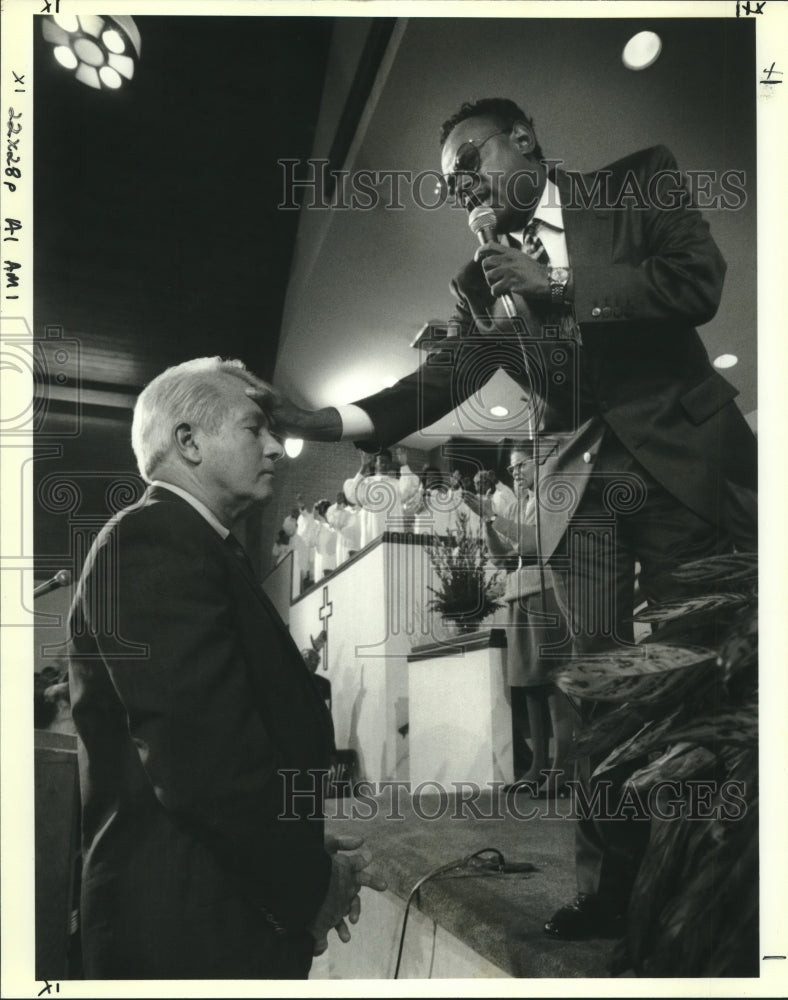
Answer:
[
  {"left": 713, "top": 354, "right": 738, "bottom": 369},
  {"left": 42, "top": 15, "right": 141, "bottom": 90},
  {"left": 622, "top": 31, "right": 662, "bottom": 71},
  {"left": 284, "top": 438, "right": 304, "bottom": 459},
  {"left": 489, "top": 405, "right": 510, "bottom": 417}
]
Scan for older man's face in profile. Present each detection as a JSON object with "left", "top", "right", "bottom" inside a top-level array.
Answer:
[{"left": 195, "top": 376, "right": 283, "bottom": 512}]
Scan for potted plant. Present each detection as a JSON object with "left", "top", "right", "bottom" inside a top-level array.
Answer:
[{"left": 425, "top": 510, "right": 505, "bottom": 634}]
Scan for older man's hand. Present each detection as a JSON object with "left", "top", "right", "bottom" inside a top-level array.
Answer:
[{"left": 309, "top": 833, "right": 388, "bottom": 955}]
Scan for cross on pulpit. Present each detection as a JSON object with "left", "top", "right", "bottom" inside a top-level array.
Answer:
[{"left": 317, "top": 585, "right": 333, "bottom": 671}]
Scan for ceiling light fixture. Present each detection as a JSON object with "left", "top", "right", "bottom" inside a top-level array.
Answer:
[
  {"left": 489, "top": 405, "right": 509, "bottom": 417},
  {"left": 42, "top": 14, "right": 141, "bottom": 90},
  {"left": 622, "top": 31, "right": 662, "bottom": 71},
  {"left": 284, "top": 438, "right": 304, "bottom": 459},
  {"left": 713, "top": 354, "right": 738, "bottom": 369}
]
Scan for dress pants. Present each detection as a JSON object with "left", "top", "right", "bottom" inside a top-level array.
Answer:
[{"left": 548, "top": 429, "right": 733, "bottom": 908}]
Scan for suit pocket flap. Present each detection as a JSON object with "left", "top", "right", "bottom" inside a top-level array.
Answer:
[{"left": 680, "top": 372, "right": 739, "bottom": 425}]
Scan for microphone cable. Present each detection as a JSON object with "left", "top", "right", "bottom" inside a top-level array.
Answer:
[
  {"left": 392, "top": 847, "right": 535, "bottom": 979},
  {"left": 467, "top": 202, "right": 548, "bottom": 615}
]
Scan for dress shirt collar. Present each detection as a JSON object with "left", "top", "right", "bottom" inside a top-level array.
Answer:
[
  {"left": 150, "top": 480, "right": 230, "bottom": 539},
  {"left": 509, "top": 178, "right": 563, "bottom": 244}
]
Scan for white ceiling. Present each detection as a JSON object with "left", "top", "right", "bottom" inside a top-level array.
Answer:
[{"left": 274, "top": 16, "right": 757, "bottom": 447}]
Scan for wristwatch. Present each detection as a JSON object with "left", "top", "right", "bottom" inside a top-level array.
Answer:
[{"left": 548, "top": 265, "right": 571, "bottom": 305}]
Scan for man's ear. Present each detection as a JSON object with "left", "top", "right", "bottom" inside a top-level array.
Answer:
[
  {"left": 510, "top": 121, "right": 536, "bottom": 156},
  {"left": 174, "top": 422, "right": 201, "bottom": 465}
]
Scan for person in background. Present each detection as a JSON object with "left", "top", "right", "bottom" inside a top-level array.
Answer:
[
  {"left": 326, "top": 490, "right": 360, "bottom": 566},
  {"left": 283, "top": 506, "right": 310, "bottom": 596},
  {"left": 312, "top": 499, "right": 338, "bottom": 580},
  {"left": 474, "top": 468, "right": 517, "bottom": 520},
  {"left": 473, "top": 442, "right": 575, "bottom": 796},
  {"left": 447, "top": 468, "right": 483, "bottom": 541},
  {"left": 272, "top": 526, "right": 292, "bottom": 565},
  {"left": 344, "top": 448, "right": 420, "bottom": 547},
  {"left": 411, "top": 465, "right": 457, "bottom": 538},
  {"left": 296, "top": 496, "right": 317, "bottom": 585}
]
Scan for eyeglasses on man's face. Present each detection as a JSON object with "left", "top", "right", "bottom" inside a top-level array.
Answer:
[
  {"left": 507, "top": 459, "right": 535, "bottom": 477},
  {"left": 443, "top": 127, "right": 508, "bottom": 196}
]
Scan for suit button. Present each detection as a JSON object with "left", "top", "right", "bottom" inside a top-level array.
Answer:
[
  {"left": 602, "top": 306, "right": 612, "bottom": 317},
  {"left": 591, "top": 307, "right": 602, "bottom": 318},
  {"left": 583, "top": 451, "right": 593, "bottom": 464}
]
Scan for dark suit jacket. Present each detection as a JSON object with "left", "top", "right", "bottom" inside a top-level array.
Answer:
[
  {"left": 354, "top": 146, "right": 757, "bottom": 550},
  {"left": 68, "top": 486, "right": 334, "bottom": 978}
]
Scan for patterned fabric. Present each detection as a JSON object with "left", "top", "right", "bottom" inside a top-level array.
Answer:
[{"left": 523, "top": 219, "right": 549, "bottom": 265}]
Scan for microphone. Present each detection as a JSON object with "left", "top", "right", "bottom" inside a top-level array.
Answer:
[
  {"left": 34, "top": 569, "right": 72, "bottom": 599},
  {"left": 467, "top": 205, "right": 517, "bottom": 319}
]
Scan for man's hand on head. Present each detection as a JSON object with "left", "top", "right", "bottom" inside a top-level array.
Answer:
[
  {"left": 244, "top": 386, "right": 343, "bottom": 442},
  {"left": 475, "top": 243, "right": 550, "bottom": 300}
]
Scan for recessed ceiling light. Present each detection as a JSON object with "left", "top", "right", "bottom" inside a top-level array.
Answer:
[
  {"left": 284, "top": 438, "right": 304, "bottom": 458},
  {"left": 713, "top": 354, "right": 738, "bottom": 369},
  {"left": 42, "top": 14, "right": 141, "bottom": 90},
  {"left": 490, "top": 405, "right": 509, "bottom": 417},
  {"left": 622, "top": 31, "right": 662, "bottom": 71}
]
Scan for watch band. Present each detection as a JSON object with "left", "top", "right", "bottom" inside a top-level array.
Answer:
[{"left": 548, "top": 265, "right": 570, "bottom": 305}]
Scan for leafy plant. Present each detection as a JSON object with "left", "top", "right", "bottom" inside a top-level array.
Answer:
[
  {"left": 425, "top": 510, "right": 505, "bottom": 628},
  {"left": 556, "top": 552, "right": 758, "bottom": 977}
]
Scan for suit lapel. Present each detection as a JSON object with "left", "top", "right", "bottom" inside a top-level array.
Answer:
[
  {"left": 146, "top": 485, "right": 290, "bottom": 635},
  {"left": 145, "top": 485, "right": 333, "bottom": 750},
  {"left": 553, "top": 168, "right": 613, "bottom": 268}
]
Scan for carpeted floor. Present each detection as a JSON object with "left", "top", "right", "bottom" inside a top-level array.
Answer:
[{"left": 325, "top": 788, "right": 625, "bottom": 978}]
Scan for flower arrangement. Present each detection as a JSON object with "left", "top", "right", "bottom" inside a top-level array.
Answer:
[{"left": 425, "top": 510, "right": 505, "bottom": 630}]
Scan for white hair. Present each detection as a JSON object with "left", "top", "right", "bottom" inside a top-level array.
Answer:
[{"left": 131, "top": 357, "right": 269, "bottom": 482}]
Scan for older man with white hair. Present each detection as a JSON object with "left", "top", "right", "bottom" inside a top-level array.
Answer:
[{"left": 68, "top": 357, "right": 384, "bottom": 979}]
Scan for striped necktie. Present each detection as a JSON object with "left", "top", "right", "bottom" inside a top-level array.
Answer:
[
  {"left": 523, "top": 219, "right": 582, "bottom": 344},
  {"left": 523, "top": 219, "right": 549, "bottom": 264}
]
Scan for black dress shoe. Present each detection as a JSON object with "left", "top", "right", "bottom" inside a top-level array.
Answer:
[{"left": 544, "top": 894, "right": 625, "bottom": 940}]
